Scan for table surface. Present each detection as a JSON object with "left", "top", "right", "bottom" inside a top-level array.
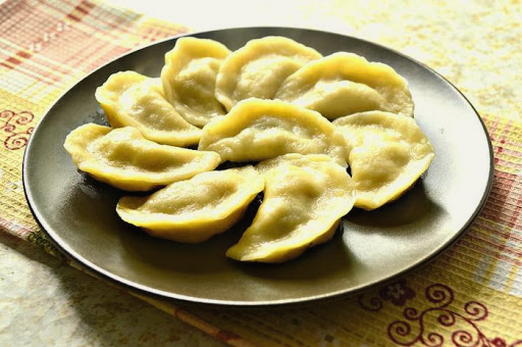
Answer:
[{"left": 1, "top": 0, "right": 520, "bottom": 345}]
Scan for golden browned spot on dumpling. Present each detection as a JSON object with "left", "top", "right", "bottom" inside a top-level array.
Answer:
[
  {"left": 333, "top": 111, "right": 434, "bottom": 210},
  {"left": 276, "top": 52, "right": 413, "bottom": 119},
  {"left": 161, "top": 37, "right": 231, "bottom": 127},
  {"left": 116, "top": 166, "right": 264, "bottom": 243},
  {"left": 226, "top": 154, "right": 355, "bottom": 263},
  {"left": 64, "top": 124, "right": 221, "bottom": 191},
  {"left": 215, "top": 36, "right": 322, "bottom": 110},
  {"left": 198, "top": 98, "right": 349, "bottom": 167},
  {"left": 95, "top": 71, "right": 201, "bottom": 147}
]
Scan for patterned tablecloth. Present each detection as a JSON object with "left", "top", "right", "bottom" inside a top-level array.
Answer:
[{"left": 0, "top": 0, "right": 520, "bottom": 345}]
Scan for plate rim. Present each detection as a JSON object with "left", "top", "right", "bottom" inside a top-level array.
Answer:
[{"left": 22, "top": 26, "right": 494, "bottom": 307}]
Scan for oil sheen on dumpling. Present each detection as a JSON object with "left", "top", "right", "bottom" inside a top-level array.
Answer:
[
  {"left": 333, "top": 111, "right": 435, "bottom": 210},
  {"left": 215, "top": 36, "right": 322, "bottom": 110},
  {"left": 95, "top": 71, "right": 201, "bottom": 147},
  {"left": 161, "top": 37, "right": 231, "bottom": 127},
  {"left": 116, "top": 166, "right": 264, "bottom": 243},
  {"left": 198, "top": 98, "right": 349, "bottom": 166},
  {"left": 275, "top": 52, "right": 413, "bottom": 119},
  {"left": 226, "top": 154, "right": 355, "bottom": 263},
  {"left": 64, "top": 124, "right": 221, "bottom": 191}
]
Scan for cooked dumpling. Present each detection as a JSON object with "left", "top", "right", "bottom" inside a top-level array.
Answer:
[
  {"left": 198, "top": 98, "right": 349, "bottom": 166},
  {"left": 116, "top": 166, "right": 264, "bottom": 243},
  {"left": 64, "top": 124, "right": 221, "bottom": 191},
  {"left": 333, "top": 111, "right": 435, "bottom": 210},
  {"left": 215, "top": 36, "right": 322, "bottom": 110},
  {"left": 161, "top": 37, "right": 231, "bottom": 127},
  {"left": 275, "top": 52, "right": 413, "bottom": 119},
  {"left": 226, "top": 154, "right": 355, "bottom": 263},
  {"left": 95, "top": 71, "right": 201, "bottom": 147}
]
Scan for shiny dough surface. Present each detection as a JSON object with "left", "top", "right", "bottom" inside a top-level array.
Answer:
[
  {"left": 95, "top": 71, "right": 201, "bottom": 147},
  {"left": 198, "top": 98, "right": 349, "bottom": 166},
  {"left": 63, "top": 124, "right": 221, "bottom": 191},
  {"left": 276, "top": 52, "right": 413, "bottom": 119},
  {"left": 215, "top": 36, "right": 322, "bottom": 110},
  {"left": 333, "top": 111, "right": 434, "bottom": 210},
  {"left": 161, "top": 37, "right": 231, "bottom": 127},
  {"left": 226, "top": 154, "right": 355, "bottom": 263},
  {"left": 116, "top": 166, "right": 264, "bottom": 243}
]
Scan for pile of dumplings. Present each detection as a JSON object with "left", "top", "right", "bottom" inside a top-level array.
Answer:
[{"left": 64, "top": 36, "right": 435, "bottom": 263}]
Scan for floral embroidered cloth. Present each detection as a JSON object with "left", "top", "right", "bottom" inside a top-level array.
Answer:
[{"left": 0, "top": 0, "right": 520, "bottom": 345}]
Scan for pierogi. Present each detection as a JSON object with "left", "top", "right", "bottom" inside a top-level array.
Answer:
[
  {"left": 64, "top": 124, "right": 221, "bottom": 191},
  {"left": 161, "top": 37, "right": 231, "bottom": 127},
  {"left": 65, "top": 35, "right": 438, "bottom": 264},
  {"left": 276, "top": 52, "right": 413, "bottom": 119},
  {"left": 226, "top": 154, "right": 355, "bottom": 263},
  {"left": 198, "top": 98, "right": 349, "bottom": 166},
  {"left": 116, "top": 166, "right": 264, "bottom": 243},
  {"left": 333, "top": 111, "right": 434, "bottom": 210},
  {"left": 95, "top": 71, "right": 201, "bottom": 146},
  {"left": 215, "top": 36, "right": 322, "bottom": 110}
]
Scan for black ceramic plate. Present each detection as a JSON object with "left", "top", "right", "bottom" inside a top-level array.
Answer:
[{"left": 23, "top": 27, "right": 493, "bottom": 306}]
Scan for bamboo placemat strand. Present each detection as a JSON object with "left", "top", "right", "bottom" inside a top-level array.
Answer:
[{"left": 0, "top": 1, "right": 520, "bottom": 346}]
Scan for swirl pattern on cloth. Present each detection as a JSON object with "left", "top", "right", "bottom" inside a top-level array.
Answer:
[{"left": 0, "top": 110, "right": 35, "bottom": 150}]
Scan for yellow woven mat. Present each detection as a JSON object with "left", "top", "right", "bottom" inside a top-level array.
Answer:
[{"left": 0, "top": 1, "right": 520, "bottom": 345}]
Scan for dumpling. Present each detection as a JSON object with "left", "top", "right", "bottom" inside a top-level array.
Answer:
[
  {"left": 116, "top": 166, "right": 264, "bottom": 243},
  {"left": 226, "top": 154, "right": 355, "bottom": 263},
  {"left": 198, "top": 98, "right": 349, "bottom": 166},
  {"left": 95, "top": 71, "right": 201, "bottom": 147},
  {"left": 333, "top": 111, "right": 435, "bottom": 210},
  {"left": 275, "top": 52, "right": 413, "bottom": 119},
  {"left": 215, "top": 36, "right": 322, "bottom": 110},
  {"left": 63, "top": 124, "right": 221, "bottom": 191},
  {"left": 161, "top": 37, "right": 231, "bottom": 127}
]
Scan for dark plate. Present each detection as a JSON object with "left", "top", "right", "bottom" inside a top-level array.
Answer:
[{"left": 23, "top": 27, "right": 493, "bottom": 306}]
